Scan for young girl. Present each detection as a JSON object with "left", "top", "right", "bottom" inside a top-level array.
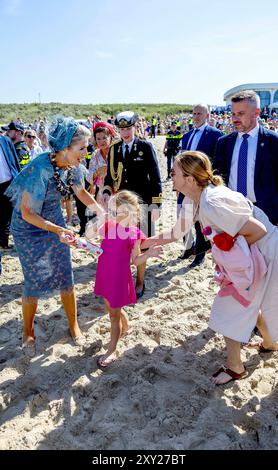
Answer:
[{"left": 86, "top": 190, "right": 162, "bottom": 369}]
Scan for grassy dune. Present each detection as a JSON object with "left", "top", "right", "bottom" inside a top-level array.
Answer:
[{"left": 0, "top": 103, "right": 192, "bottom": 124}]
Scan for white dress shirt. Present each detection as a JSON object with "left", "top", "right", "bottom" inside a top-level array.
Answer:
[
  {"left": 188, "top": 123, "right": 207, "bottom": 150},
  {"left": 228, "top": 124, "right": 259, "bottom": 202},
  {"left": 0, "top": 145, "right": 12, "bottom": 183},
  {"left": 122, "top": 138, "right": 134, "bottom": 157},
  {"left": 30, "top": 145, "right": 43, "bottom": 160}
]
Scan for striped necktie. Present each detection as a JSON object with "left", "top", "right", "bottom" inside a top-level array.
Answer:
[{"left": 237, "top": 134, "right": 249, "bottom": 196}]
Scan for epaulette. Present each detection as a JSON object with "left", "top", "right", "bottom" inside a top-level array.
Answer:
[
  {"left": 109, "top": 139, "right": 121, "bottom": 148},
  {"left": 152, "top": 193, "right": 163, "bottom": 204}
]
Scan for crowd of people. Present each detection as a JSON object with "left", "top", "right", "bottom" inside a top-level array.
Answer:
[{"left": 1, "top": 89, "right": 278, "bottom": 386}]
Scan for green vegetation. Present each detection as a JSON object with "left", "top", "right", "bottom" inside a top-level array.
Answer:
[{"left": 0, "top": 103, "right": 193, "bottom": 124}]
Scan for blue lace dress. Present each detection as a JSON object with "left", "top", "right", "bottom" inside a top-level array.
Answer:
[{"left": 6, "top": 153, "right": 83, "bottom": 298}]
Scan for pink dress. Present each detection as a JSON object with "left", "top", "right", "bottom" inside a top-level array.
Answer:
[{"left": 94, "top": 221, "right": 146, "bottom": 308}]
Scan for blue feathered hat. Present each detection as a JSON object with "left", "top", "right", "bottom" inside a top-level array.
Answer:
[{"left": 47, "top": 116, "right": 78, "bottom": 152}]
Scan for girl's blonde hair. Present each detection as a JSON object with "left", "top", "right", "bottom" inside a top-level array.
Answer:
[
  {"left": 110, "top": 190, "right": 142, "bottom": 224},
  {"left": 176, "top": 151, "right": 224, "bottom": 188}
]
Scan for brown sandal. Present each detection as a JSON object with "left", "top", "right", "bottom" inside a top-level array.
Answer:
[
  {"left": 257, "top": 343, "right": 273, "bottom": 353},
  {"left": 212, "top": 365, "right": 247, "bottom": 385},
  {"left": 247, "top": 342, "right": 273, "bottom": 353}
]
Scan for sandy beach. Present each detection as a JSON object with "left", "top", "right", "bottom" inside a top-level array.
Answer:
[{"left": 0, "top": 136, "right": 278, "bottom": 450}]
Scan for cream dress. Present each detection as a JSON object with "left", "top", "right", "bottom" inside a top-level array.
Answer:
[{"left": 181, "top": 184, "right": 278, "bottom": 343}]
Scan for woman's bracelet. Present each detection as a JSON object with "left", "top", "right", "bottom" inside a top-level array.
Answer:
[{"left": 44, "top": 220, "right": 52, "bottom": 231}]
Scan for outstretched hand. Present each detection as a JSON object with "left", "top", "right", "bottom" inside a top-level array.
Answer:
[{"left": 148, "top": 244, "right": 163, "bottom": 259}]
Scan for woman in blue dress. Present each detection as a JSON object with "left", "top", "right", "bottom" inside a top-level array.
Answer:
[{"left": 6, "top": 117, "right": 102, "bottom": 353}]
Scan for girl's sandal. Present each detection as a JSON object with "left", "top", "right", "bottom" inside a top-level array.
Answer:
[{"left": 97, "top": 355, "right": 117, "bottom": 369}]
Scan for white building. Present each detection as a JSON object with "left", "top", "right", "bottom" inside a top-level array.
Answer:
[{"left": 224, "top": 83, "right": 278, "bottom": 111}]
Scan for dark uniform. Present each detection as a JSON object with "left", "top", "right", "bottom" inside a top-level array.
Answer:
[
  {"left": 165, "top": 129, "right": 182, "bottom": 177},
  {"left": 103, "top": 137, "right": 162, "bottom": 236},
  {"left": 73, "top": 146, "right": 93, "bottom": 235},
  {"left": 150, "top": 117, "right": 157, "bottom": 138},
  {"left": 83, "top": 143, "right": 94, "bottom": 169},
  {"left": 14, "top": 140, "right": 31, "bottom": 169}
]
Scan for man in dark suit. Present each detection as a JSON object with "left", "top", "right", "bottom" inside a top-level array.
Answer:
[
  {"left": 0, "top": 135, "right": 21, "bottom": 248},
  {"left": 179, "top": 104, "right": 223, "bottom": 266},
  {"left": 103, "top": 111, "right": 162, "bottom": 298},
  {"left": 213, "top": 90, "right": 278, "bottom": 226},
  {"left": 181, "top": 105, "right": 223, "bottom": 159}
]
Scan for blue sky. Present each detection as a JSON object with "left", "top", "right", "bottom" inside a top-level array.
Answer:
[{"left": 1, "top": 0, "right": 278, "bottom": 105}]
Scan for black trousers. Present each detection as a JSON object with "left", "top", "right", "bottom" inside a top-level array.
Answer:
[
  {"left": 73, "top": 181, "right": 91, "bottom": 235},
  {"left": 166, "top": 150, "right": 178, "bottom": 174},
  {"left": 139, "top": 207, "right": 155, "bottom": 237},
  {"left": 150, "top": 125, "right": 156, "bottom": 138},
  {"left": 0, "top": 180, "right": 13, "bottom": 247},
  {"left": 194, "top": 220, "right": 211, "bottom": 255},
  {"left": 177, "top": 192, "right": 210, "bottom": 254}
]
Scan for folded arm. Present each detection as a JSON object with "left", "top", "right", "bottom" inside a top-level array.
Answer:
[{"left": 238, "top": 217, "right": 267, "bottom": 245}]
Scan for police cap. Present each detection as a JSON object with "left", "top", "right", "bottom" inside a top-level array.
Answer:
[
  {"left": 114, "top": 111, "right": 138, "bottom": 128},
  {"left": 1, "top": 121, "right": 25, "bottom": 133}
]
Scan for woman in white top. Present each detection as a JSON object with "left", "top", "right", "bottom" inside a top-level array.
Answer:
[
  {"left": 24, "top": 129, "right": 43, "bottom": 160},
  {"left": 86, "top": 121, "right": 116, "bottom": 203},
  {"left": 142, "top": 150, "right": 278, "bottom": 385}
]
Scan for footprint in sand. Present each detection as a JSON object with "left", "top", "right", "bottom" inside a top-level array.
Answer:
[{"left": 0, "top": 327, "right": 12, "bottom": 343}]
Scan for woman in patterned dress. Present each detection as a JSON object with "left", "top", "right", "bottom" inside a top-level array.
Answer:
[{"left": 6, "top": 117, "right": 102, "bottom": 353}]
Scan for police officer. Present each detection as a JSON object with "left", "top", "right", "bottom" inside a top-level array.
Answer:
[
  {"left": 150, "top": 116, "right": 157, "bottom": 138},
  {"left": 103, "top": 111, "right": 162, "bottom": 298},
  {"left": 163, "top": 121, "right": 183, "bottom": 179},
  {"left": 2, "top": 121, "right": 30, "bottom": 169},
  {"left": 84, "top": 142, "right": 94, "bottom": 168}
]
